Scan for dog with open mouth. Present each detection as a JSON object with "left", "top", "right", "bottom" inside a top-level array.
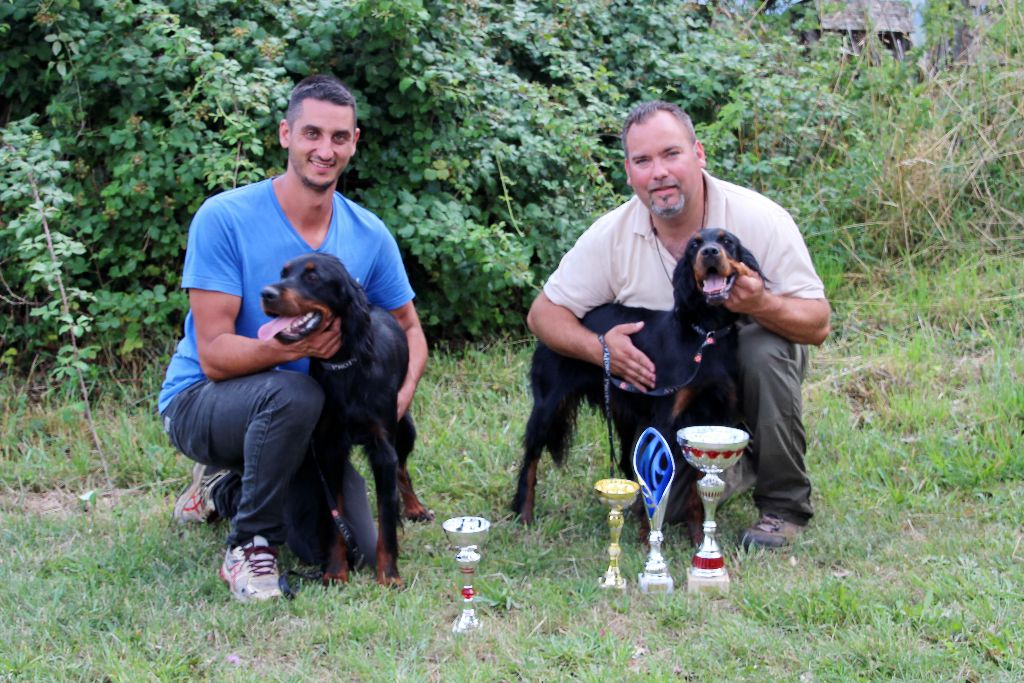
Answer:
[
  {"left": 511, "top": 228, "right": 765, "bottom": 543},
  {"left": 259, "top": 253, "right": 432, "bottom": 587}
]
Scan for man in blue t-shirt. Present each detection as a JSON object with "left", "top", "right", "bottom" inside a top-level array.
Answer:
[{"left": 159, "top": 75, "right": 428, "bottom": 602}]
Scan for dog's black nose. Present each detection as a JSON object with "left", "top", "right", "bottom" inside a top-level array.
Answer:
[
  {"left": 700, "top": 245, "right": 721, "bottom": 258},
  {"left": 261, "top": 285, "right": 280, "bottom": 302}
]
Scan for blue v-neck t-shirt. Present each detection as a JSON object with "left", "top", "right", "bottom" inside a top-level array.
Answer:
[{"left": 158, "top": 179, "right": 414, "bottom": 414}]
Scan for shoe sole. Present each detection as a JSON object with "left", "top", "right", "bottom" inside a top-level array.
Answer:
[{"left": 220, "top": 565, "right": 282, "bottom": 602}]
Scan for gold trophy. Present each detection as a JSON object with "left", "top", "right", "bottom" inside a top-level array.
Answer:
[
  {"left": 593, "top": 478, "right": 640, "bottom": 590},
  {"left": 442, "top": 516, "right": 491, "bottom": 634},
  {"left": 677, "top": 425, "right": 749, "bottom": 594}
]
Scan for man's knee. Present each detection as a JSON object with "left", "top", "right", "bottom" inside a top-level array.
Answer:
[
  {"left": 741, "top": 325, "right": 802, "bottom": 389},
  {"left": 258, "top": 372, "right": 325, "bottom": 429}
]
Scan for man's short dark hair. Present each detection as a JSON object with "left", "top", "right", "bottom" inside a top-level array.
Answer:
[
  {"left": 286, "top": 75, "right": 357, "bottom": 125},
  {"left": 621, "top": 101, "right": 697, "bottom": 153}
]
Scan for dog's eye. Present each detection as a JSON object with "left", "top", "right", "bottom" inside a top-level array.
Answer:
[{"left": 305, "top": 271, "right": 319, "bottom": 282}]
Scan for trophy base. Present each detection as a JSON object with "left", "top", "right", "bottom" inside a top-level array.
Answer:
[
  {"left": 452, "top": 608, "right": 481, "bottom": 634},
  {"left": 598, "top": 574, "right": 628, "bottom": 591},
  {"left": 686, "top": 569, "right": 730, "bottom": 594},
  {"left": 638, "top": 572, "right": 674, "bottom": 594}
]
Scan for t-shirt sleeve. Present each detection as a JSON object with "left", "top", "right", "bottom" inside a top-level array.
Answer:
[
  {"left": 542, "top": 226, "right": 616, "bottom": 318},
  {"left": 363, "top": 229, "right": 415, "bottom": 311},
  {"left": 180, "top": 199, "right": 243, "bottom": 296},
  {"left": 757, "top": 208, "right": 826, "bottom": 300}
]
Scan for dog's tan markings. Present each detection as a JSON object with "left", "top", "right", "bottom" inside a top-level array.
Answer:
[
  {"left": 520, "top": 458, "right": 540, "bottom": 524},
  {"left": 376, "top": 538, "right": 404, "bottom": 588},
  {"left": 398, "top": 466, "right": 434, "bottom": 522},
  {"left": 691, "top": 234, "right": 706, "bottom": 286},
  {"left": 733, "top": 261, "right": 754, "bottom": 279},
  {"left": 671, "top": 386, "right": 697, "bottom": 420},
  {"left": 322, "top": 491, "right": 351, "bottom": 584}
]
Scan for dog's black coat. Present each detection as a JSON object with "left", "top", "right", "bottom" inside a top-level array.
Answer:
[
  {"left": 511, "top": 229, "right": 764, "bottom": 532},
  {"left": 261, "top": 253, "right": 430, "bottom": 586}
]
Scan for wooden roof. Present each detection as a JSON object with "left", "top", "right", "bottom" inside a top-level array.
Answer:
[{"left": 816, "top": 0, "right": 915, "bottom": 33}]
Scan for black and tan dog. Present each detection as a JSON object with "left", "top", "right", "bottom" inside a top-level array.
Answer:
[
  {"left": 511, "top": 228, "right": 764, "bottom": 540},
  {"left": 260, "top": 253, "right": 432, "bottom": 587}
]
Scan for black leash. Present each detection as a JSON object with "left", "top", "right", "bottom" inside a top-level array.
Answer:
[
  {"left": 309, "top": 441, "right": 367, "bottom": 572},
  {"left": 598, "top": 334, "right": 617, "bottom": 480},
  {"left": 597, "top": 324, "right": 733, "bottom": 473}
]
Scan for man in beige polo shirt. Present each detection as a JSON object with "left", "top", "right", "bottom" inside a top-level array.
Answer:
[{"left": 528, "top": 100, "right": 831, "bottom": 549}]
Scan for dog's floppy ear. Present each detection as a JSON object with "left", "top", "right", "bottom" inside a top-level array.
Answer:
[
  {"left": 326, "top": 259, "right": 375, "bottom": 365},
  {"left": 672, "top": 245, "right": 703, "bottom": 313},
  {"left": 737, "top": 242, "right": 768, "bottom": 284}
]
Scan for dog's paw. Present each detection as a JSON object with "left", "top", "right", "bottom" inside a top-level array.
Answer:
[
  {"left": 510, "top": 499, "right": 535, "bottom": 525},
  {"left": 321, "top": 568, "right": 350, "bottom": 585},
  {"left": 376, "top": 572, "right": 404, "bottom": 589},
  {"left": 403, "top": 506, "right": 435, "bottom": 523},
  {"left": 516, "top": 510, "right": 535, "bottom": 525}
]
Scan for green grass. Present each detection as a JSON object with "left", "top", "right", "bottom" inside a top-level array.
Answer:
[{"left": 2, "top": 251, "right": 1022, "bottom": 681}]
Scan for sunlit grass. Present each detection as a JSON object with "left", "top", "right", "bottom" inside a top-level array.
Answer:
[{"left": 2, "top": 250, "right": 1022, "bottom": 680}]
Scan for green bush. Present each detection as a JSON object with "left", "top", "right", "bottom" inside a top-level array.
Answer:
[{"left": 1, "top": 0, "right": 1019, "bottom": 368}]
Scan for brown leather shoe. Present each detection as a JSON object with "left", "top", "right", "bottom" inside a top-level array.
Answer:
[{"left": 739, "top": 513, "right": 805, "bottom": 550}]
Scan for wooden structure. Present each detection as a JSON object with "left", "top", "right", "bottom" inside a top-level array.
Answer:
[{"left": 813, "top": 0, "right": 915, "bottom": 59}]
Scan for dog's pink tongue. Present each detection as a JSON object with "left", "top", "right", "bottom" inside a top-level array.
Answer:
[
  {"left": 703, "top": 275, "right": 727, "bottom": 294},
  {"left": 257, "top": 316, "right": 299, "bottom": 341}
]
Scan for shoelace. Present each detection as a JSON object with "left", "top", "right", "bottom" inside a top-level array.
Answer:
[
  {"left": 242, "top": 544, "right": 279, "bottom": 576},
  {"left": 755, "top": 515, "right": 785, "bottom": 532}
]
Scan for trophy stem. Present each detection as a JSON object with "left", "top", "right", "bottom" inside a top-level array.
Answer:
[
  {"left": 638, "top": 528, "right": 674, "bottom": 593},
  {"left": 600, "top": 507, "right": 627, "bottom": 590},
  {"left": 687, "top": 470, "right": 731, "bottom": 593},
  {"left": 452, "top": 545, "right": 481, "bottom": 633}
]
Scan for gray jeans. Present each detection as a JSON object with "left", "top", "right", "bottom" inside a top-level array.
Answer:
[{"left": 161, "top": 371, "right": 378, "bottom": 566}]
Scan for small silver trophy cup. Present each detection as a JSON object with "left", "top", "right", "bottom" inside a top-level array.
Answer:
[
  {"left": 442, "top": 516, "right": 491, "bottom": 634},
  {"left": 677, "top": 425, "right": 749, "bottom": 594},
  {"left": 633, "top": 427, "right": 676, "bottom": 594}
]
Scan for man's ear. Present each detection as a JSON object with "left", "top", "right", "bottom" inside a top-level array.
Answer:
[{"left": 279, "top": 119, "right": 290, "bottom": 149}]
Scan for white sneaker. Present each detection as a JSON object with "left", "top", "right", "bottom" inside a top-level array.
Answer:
[
  {"left": 219, "top": 535, "right": 282, "bottom": 602},
  {"left": 173, "top": 463, "right": 230, "bottom": 524}
]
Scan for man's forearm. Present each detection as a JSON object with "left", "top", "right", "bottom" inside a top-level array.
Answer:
[
  {"left": 199, "top": 333, "right": 297, "bottom": 381},
  {"left": 527, "top": 293, "right": 603, "bottom": 365},
  {"left": 748, "top": 295, "right": 831, "bottom": 346}
]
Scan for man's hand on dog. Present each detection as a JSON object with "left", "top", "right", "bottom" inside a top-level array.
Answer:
[
  {"left": 604, "top": 322, "right": 656, "bottom": 391},
  {"left": 269, "top": 316, "right": 342, "bottom": 362},
  {"left": 722, "top": 271, "right": 772, "bottom": 317}
]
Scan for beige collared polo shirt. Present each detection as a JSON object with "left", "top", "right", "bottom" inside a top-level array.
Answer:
[{"left": 543, "top": 171, "right": 826, "bottom": 317}]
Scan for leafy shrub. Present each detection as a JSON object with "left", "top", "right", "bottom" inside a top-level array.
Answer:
[{"left": 0, "top": 0, "right": 1019, "bottom": 370}]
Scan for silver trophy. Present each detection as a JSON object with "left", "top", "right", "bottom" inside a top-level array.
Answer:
[
  {"left": 442, "top": 516, "right": 491, "bottom": 634},
  {"left": 677, "top": 425, "right": 749, "bottom": 594},
  {"left": 632, "top": 427, "right": 677, "bottom": 593}
]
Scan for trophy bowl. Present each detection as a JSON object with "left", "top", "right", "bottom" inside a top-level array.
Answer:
[
  {"left": 594, "top": 478, "right": 641, "bottom": 507},
  {"left": 442, "top": 515, "right": 491, "bottom": 547},
  {"left": 678, "top": 425, "right": 749, "bottom": 473}
]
